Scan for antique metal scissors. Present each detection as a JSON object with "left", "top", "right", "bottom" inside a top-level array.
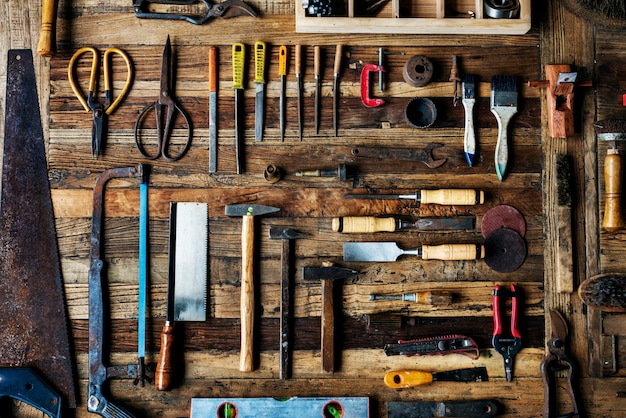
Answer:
[
  {"left": 68, "top": 47, "right": 133, "bottom": 158},
  {"left": 134, "top": 36, "right": 192, "bottom": 161},
  {"left": 540, "top": 309, "right": 581, "bottom": 418},
  {"left": 133, "top": 0, "right": 257, "bottom": 24}
]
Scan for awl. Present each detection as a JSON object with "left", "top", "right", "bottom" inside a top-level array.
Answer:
[
  {"left": 332, "top": 216, "right": 475, "bottom": 233},
  {"left": 278, "top": 45, "right": 288, "bottom": 141},
  {"left": 155, "top": 202, "right": 208, "bottom": 391},
  {"left": 343, "top": 189, "right": 484, "bottom": 206},
  {"left": 384, "top": 367, "right": 488, "bottom": 389},
  {"left": 232, "top": 42, "right": 245, "bottom": 173},
  {"left": 344, "top": 242, "right": 485, "bottom": 262},
  {"left": 254, "top": 41, "right": 266, "bottom": 142}
]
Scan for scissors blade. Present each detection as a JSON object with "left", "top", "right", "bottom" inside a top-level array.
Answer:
[
  {"left": 161, "top": 36, "right": 173, "bottom": 98},
  {"left": 92, "top": 105, "right": 105, "bottom": 158},
  {"left": 548, "top": 309, "right": 569, "bottom": 341}
]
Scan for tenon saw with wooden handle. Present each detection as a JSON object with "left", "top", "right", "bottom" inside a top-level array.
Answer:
[{"left": 155, "top": 202, "right": 208, "bottom": 391}]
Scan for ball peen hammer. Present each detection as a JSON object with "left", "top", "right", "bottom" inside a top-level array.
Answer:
[
  {"left": 302, "top": 264, "right": 358, "bottom": 373},
  {"left": 225, "top": 203, "right": 280, "bottom": 372}
]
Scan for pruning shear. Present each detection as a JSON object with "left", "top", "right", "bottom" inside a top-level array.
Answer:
[
  {"left": 68, "top": 47, "right": 133, "bottom": 158},
  {"left": 134, "top": 36, "right": 192, "bottom": 161},
  {"left": 492, "top": 283, "right": 522, "bottom": 382},
  {"left": 133, "top": 0, "right": 257, "bottom": 24},
  {"left": 540, "top": 309, "right": 581, "bottom": 418}
]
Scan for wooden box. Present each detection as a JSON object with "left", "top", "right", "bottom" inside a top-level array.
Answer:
[{"left": 295, "top": 0, "right": 531, "bottom": 34}]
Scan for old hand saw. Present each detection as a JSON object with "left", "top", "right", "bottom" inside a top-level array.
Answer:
[{"left": 0, "top": 49, "right": 76, "bottom": 414}]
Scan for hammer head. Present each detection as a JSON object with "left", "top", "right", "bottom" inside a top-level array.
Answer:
[
  {"left": 302, "top": 266, "right": 358, "bottom": 281},
  {"left": 269, "top": 228, "right": 308, "bottom": 240},
  {"left": 225, "top": 203, "right": 280, "bottom": 217}
]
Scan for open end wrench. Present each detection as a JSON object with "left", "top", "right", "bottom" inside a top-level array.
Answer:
[{"left": 351, "top": 142, "right": 446, "bottom": 168}]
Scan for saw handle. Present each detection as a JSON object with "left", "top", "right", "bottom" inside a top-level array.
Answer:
[
  {"left": 384, "top": 370, "right": 433, "bottom": 388},
  {"left": 420, "top": 189, "right": 484, "bottom": 205},
  {"left": 422, "top": 244, "right": 485, "bottom": 260},
  {"left": 155, "top": 321, "right": 175, "bottom": 391},
  {"left": 240, "top": 215, "right": 255, "bottom": 372},
  {"left": 603, "top": 149, "right": 624, "bottom": 232},
  {"left": 37, "top": 0, "right": 59, "bottom": 56},
  {"left": 332, "top": 216, "right": 396, "bottom": 233}
]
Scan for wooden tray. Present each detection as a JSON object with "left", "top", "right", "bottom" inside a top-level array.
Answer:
[{"left": 296, "top": 0, "right": 531, "bottom": 34}]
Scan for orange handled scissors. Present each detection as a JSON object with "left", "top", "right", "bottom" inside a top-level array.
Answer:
[
  {"left": 134, "top": 36, "right": 192, "bottom": 161},
  {"left": 68, "top": 47, "right": 133, "bottom": 158}
]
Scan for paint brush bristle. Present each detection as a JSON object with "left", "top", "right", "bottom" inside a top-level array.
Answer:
[
  {"left": 491, "top": 75, "right": 518, "bottom": 107},
  {"left": 463, "top": 74, "right": 475, "bottom": 99}
]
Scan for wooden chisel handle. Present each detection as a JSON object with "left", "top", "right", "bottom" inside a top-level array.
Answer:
[
  {"left": 240, "top": 215, "right": 255, "bottom": 372},
  {"left": 37, "top": 0, "right": 59, "bottom": 56},
  {"left": 603, "top": 149, "right": 624, "bottom": 232},
  {"left": 332, "top": 216, "right": 396, "bottom": 233},
  {"left": 314, "top": 45, "right": 321, "bottom": 78},
  {"left": 155, "top": 321, "right": 175, "bottom": 391},
  {"left": 384, "top": 370, "right": 433, "bottom": 388},
  {"left": 422, "top": 244, "right": 485, "bottom": 260},
  {"left": 420, "top": 189, "right": 484, "bottom": 205},
  {"left": 295, "top": 45, "right": 302, "bottom": 76}
]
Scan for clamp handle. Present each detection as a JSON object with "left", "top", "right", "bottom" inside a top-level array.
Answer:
[{"left": 360, "top": 63, "right": 385, "bottom": 108}]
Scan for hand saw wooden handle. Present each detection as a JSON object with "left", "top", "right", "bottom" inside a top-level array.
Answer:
[
  {"left": 37, "top": 0, "right": 59, "bottom": 57},
  {"left": 603, "top": 149, "right": 624, "bottom": 232},
  {"left": 240, "top": 215, "right": 255, "bottom": 372},
  {"left": 155, "top": 321, "right": 175, "bottom": 391}
]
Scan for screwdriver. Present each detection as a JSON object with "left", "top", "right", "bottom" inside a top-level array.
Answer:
[
  {"left": 333, "top": 44, "right": 343, "bottom": 137},
  {"left": 278, "top": 45, "right": 288, "bottom": 141},
  {"left": 254, "top": 41, "right": 266, "bottom": 142},
  {"left": 314, "top": 45, "right": 321, "bottom": 134},
  {"left": 295, "top": 44, "right": 303, "bottom": 141},
  {"left": 232, "top": 42, "right": 245, "bottom": 174}
]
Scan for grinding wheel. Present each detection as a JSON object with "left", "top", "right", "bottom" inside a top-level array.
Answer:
[
  {"left": 481, "top": 205, "right": 526, "bottom": 238},
  {"left": 484, "top": 228, "right": 526, "bottom": 273}
]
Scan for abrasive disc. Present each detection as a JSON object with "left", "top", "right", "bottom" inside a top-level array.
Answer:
[
  {"left": 481, "top": 205, "right": 526, "bottom": 238},
  {"left": 484, "top": 228, "right": 526, "bottom": 273}
]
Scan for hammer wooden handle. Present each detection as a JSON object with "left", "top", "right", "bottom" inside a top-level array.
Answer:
[
  {"left": 420, "top": 189, "right": 484, "bottom": 205},
  {"left": 332, "top": 216, "right": 396, "bottom": 233},
  {"left": 321, "top": 279, "right": 335, "bottom": 373},
  {"left": 37, "top": 0, "right": 59, "bottom": 57},
  {"left": 603, "top": 149, "right": 624, "bottom": 232},
  {"left": 240, "top": 215, "right": 255, "bottom": 372},
  {"left": 422, "top": 244, "right": 485, "bottom": 260},
  {"left": 154, "top": 321, "right": 175, "bottom": 391}
]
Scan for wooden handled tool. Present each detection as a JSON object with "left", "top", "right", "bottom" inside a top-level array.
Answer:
[
  {"left": 332, "top": 216, "right": 475, "bottom": 233},
  {"left": 225, "top": 203, "right": 280, "bottom": 372},
  {"left": 344, "top": 241, "right": 485, "bottom": 262},
  {"left": 37, "top": 0, "right": 59, "bottom": 57},
  {"left": 595, "top": 120, "right": 626, "bottom": 232},
  {"left": 343, "top": 189, "right": 485, "bottom": 206}
]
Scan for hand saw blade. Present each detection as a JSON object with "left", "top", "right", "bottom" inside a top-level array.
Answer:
[
  {"left": 0, "top": 50, "right": 76, "bottom": 407},
  {"left": 171, "top": 202, "right": 208, "bottom": 321}
]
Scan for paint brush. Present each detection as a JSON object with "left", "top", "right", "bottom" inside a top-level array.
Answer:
[
  {"left": 490, "top": 75, "right": 518, "bottom": 181},
  {"left": 462, "top": 74, "right": 477, "bottom": 166}
]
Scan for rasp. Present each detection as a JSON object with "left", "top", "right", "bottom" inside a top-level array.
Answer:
[
  {"left": 384, "top": 367, "right": 488, "bottom": 388},
  {"left": 384, "top": 334, "right": 480, "bottom": 360},
  {"left": 0, "top": 49, "right": 76, "bottom": 409},
  {"left": 387, "top": 400, "right": 499, "bottom": 418},
  {"left": 254, "top": 41, "right": 266, "bottom": 142}
]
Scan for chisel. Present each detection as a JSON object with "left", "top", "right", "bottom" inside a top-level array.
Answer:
[
  {"left": 343, "top": 189, "right": 485, "bottom": 206},
  {"left": 208, "top": 46, "right": 218, "bottom": 172},
  {"left": 332, "top": 216, "right": 475, "bottom": 233},
  {"left": 314, "top": 45, "right": 321, "bottom": 134},
  {"left": 343, "top": 242, "right": 485, "bottom": 262},
  {"left": 278, "top": 45, "right": 288, "bottom": 141},
  {"left": 384, "top": 367, "right": 488, "bottom": 388},
  {"left": 333, "top": 44, "right": 343, "bottom": 137},
  {"left": 232, "top": 42, "right": 245, "bottom": 173},
  {"left": 295, "top": 44, "right": 303, "bottom": 141},
  {"left": 254, "top": 41, "right": 266, "bottom": 142}
]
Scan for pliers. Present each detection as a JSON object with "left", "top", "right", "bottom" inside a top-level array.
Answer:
[
  {"left": 540, "top": 309, "right": 581, "bottom": 418},
  {"left": 492, "top": 283, "right": 522, "bottom": 382},
  {"left": 134, "top": 0, "right": 257, "bottom": 25}
]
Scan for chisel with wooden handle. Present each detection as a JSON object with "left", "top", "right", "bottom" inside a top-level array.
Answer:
[
  {"left": 344, "top": 242, "right": 485, "bottom": 262},
  {"left": 332, "top": 216, "right": 475, "bottom": 233},
  {"left": 37, "top": 0, "right": 59, "bottom": 56},
  {"left": 343, "top": 189, "right": 484, "bottom": 206}
]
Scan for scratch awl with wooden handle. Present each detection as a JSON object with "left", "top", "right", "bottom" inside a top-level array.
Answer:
[
  {"left": 332, "top": 216, "right": 475, "bottom": 233},
  {"left": 226, "top": 203, "right": 280, "bottom": 372}
]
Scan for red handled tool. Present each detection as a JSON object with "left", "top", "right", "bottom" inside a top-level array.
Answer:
[
  {"left": 360, "top": 63, "right": 385, "bottom": 108},
  {"left": 492, "top": 283, "right": 522, "bottom": 382}
]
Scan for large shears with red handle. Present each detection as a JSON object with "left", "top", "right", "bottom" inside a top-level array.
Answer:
[{"left": 492, "top": 283, "right": 522, "bottom": 382}]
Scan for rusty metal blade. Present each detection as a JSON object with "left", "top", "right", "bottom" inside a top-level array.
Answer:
[{"left": 0, "top": 50, "right": 76, "bottom": 407}]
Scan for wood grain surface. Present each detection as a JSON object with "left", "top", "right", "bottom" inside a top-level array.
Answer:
[{"left": 3, "top": 0, "right": 626, "bottom": 417}]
